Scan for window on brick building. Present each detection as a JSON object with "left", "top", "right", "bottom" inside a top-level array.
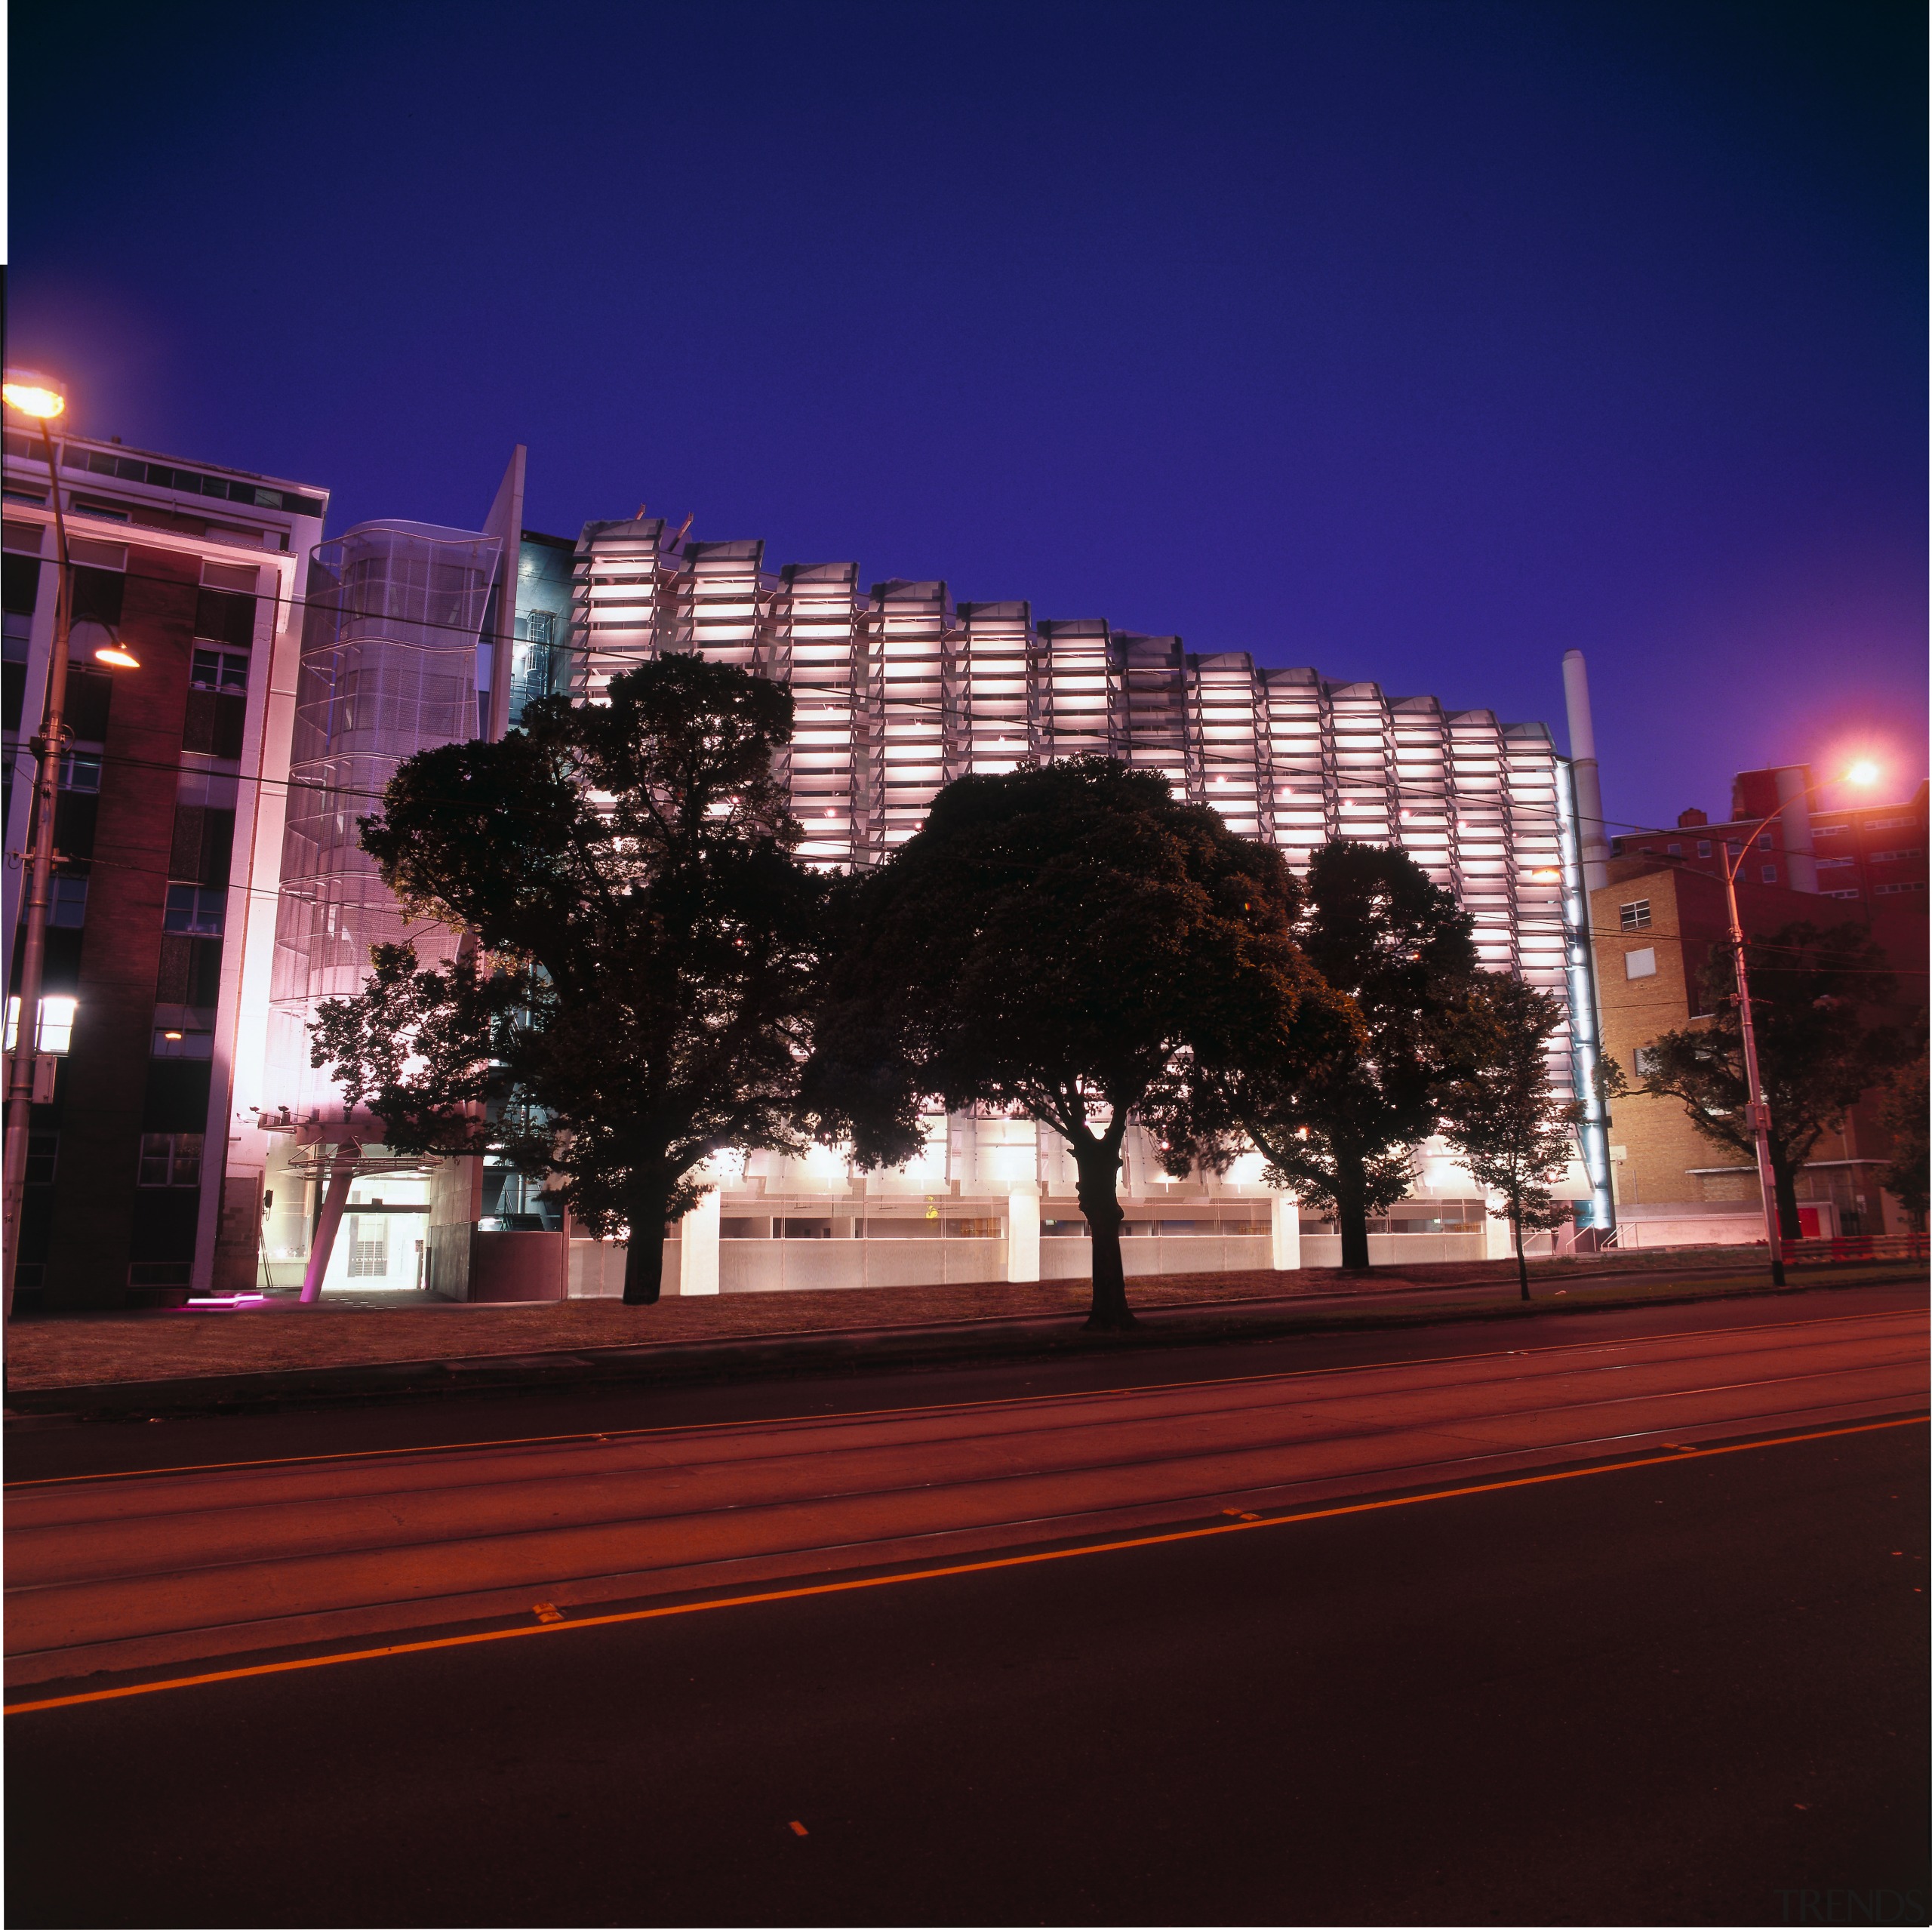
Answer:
[
  {"left": 48, "top": 876, "right": 87, "bottom": 928},
  {"left": 189, "top": 646, "right": 248, "bottom": 693},
  {"left": 1619, "top": 900, "right": 1651, "bottom": 931},
  {"left": 1624, "top": 947, "right": 1657, "bottom": 979},
  {"left": 1632, "top": 1046, "right": 1661, "bottom": 1077},
  {"left": 163, "top": 884, "right": 225, "bottom": 936},
  {"left": 1697, "top": 840, "right": 1712, "bottom": 857},
  {"left": 1761, "top": 864, "right": 1777, "bottom": 883},
  {"left": 137, "top": 1132, "right": 202, "bottom": 1187}
]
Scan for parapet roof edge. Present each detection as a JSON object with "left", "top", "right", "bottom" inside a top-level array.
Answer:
[{"left": 8, "top": 428, "right": 329, "bottom": 502}]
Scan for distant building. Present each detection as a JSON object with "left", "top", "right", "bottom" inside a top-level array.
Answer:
[
  {"left": 2, "top": 428, "right": 328, "bottom": 1307},
  {"left": 1611, "top": 766, "right": 1928, "bottom": 915},
  {"left": 1590, "top": 858, "right": 1924, "bottom": 1246}
]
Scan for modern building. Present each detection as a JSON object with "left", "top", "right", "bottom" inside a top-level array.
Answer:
[
  {"left": 2, "top": 426, "right": 328, "bottom": 1307},
  {"left": 520, "top": 516, "right": 1586, "bottom": 1294},
  {"left": 7, "top": 439, "right": 1600, "bottom": 1305}
]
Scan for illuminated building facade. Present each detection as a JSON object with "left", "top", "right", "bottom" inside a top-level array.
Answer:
[
  {"left": 562, "top": 516, "right": 1587, "bottom": 1296},
  {"left": 2, "top": 427, "right": 327, "bottom": 1307}
]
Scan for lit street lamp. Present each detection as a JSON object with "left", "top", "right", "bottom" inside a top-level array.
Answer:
[
  {"left": 1, "top": 369, "right": 141, "bottom": 1319},
  {"left": 1721, "top": 762, "right": 1879, "bottom": 1286}
]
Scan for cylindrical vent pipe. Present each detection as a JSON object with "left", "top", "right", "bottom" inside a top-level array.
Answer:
[
  {"left": 1561, "top": 649, "right": 1611, "bottom": 893},
  {"left": 1774, "top": 765, "right": 1819, "bottom": 893}
]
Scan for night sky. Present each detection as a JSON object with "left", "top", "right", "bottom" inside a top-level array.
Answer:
[{"left": 10, "top": 0, "right": 1924, "bottom": 836}]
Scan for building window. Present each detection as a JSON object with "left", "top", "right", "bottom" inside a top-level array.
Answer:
[
  {"left": 1727, "top": 840, "right": 1742, "bottom": 857},
  {"left": 4, "top": 993, "right": 75, "bottom": 1053},
  {"left": 1875, "top": 881, "right": 1927, "bottom": 896},
  {"left": 1632, "top": 1046, "right": 1661, "bottom": 1077},
  {"left": 1619, "top": 900, "right": 1651, "bottom": 931},
  {"left": 59, "top": 750, "right": 101, "bottom": 792},
  {"left": 163, "top": 883, "right": 225, "bottom": 935},
  {"left": 1697, "top": 840, "right": 1712, "bottom": 857},
  {"left": 1761, "top": 864, "right": 1777, "bottom": 883},
  {"left": 189, "top": 646, "right": 248, "bottom": 693},
  {"left": 1758, "top": 833, "right": 1772, "bottom": 851},
  {"left": 1624, "top": 947, "right": 1657, "bottom": 980},
  {"left": 152, "top": 1024, "right": 214, "bottom": 1058},
  {"left": 1870, "top": 849, "right": 1923, "bottom": 865},
  {"left": 347, "top": 1215, "right": 390, "bottom": 1278},
  {"left": 1666, "top": 842, "right": 1681, "bottom": 855},
  {"left": 48, "top": 876, "right": 88, "bottom": 928},
  {"left": 192, "top": 586, "right": 256, "bottom": 649},
  {"left": 137, "top": 1131, "right": 202, "bottom": 1187},
  {"left": 25, "top": 1131, "right": 58, "bottom": 1185},
  {"left": 1817, "top": 856, "right": 1855, "bottom": 870}
]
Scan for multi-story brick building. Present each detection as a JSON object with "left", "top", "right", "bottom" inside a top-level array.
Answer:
[
  {"left": 1611, "top": 766, "right": 1928, "bottom": 913},
  {"left": 2, "top": 428, "right": 327, "bottom": 1307},
  {"left": 1590, "top": 859, "right": 1924, "bottom": 1246}
]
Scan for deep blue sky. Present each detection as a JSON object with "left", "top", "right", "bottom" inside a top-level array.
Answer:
[{"left": 11, "top": 0, "right": 1924, "bottom": 835}]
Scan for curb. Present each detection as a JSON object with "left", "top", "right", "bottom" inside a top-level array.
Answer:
[{"left": 5, "top": 1267, "right": 1920, "bottom": 1424}]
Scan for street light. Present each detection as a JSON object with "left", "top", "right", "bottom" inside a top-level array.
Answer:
[
  {"left": 2, "top": 368, "right": 140, "bottom": 1319},
  {"left": 1721, "top": 762, "right": 1879, "bottom": 1286}
]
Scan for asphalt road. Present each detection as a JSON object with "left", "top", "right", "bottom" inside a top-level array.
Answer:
[
  {"left": 7, "top": 1417, "right": 1926, "bottom": 1926},
  {"left": 7, "top": 1294, "right": 1925, "bottom": 1686}
]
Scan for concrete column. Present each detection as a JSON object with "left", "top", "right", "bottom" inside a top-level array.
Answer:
[
  {"left": 678, "top": 1188, "right": 721, "bottom": 1296},
  {"left": 1482, "top": 1196, "right": 1514, "bottom": 1261},
  {"left": 1270, "top": 1191, "right": 1300, "bottom": 1272},
  {"left": 1007, "top": 1183, "right": 1040, "bottom": 1282}
]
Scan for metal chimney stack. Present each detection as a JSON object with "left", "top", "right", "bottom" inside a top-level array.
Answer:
[{"left": 1561, "top": 649, "right": 1611, "bottom": 893}]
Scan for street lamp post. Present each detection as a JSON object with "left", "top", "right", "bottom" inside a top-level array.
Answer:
[
  {"left": 1, "top": 370, "right": 140, "bottom": 1321},
  {"left": 1720, "top": 763, "right": 1878, "bottom": 1288}
]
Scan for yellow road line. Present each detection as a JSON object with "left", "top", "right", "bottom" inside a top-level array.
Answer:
[
  {"left": 11, "top": 1303, "right": 1922, "bottom": 1491},
  {"left": 8, "top": 1411, "right": 1923, "bottom": 1716}
]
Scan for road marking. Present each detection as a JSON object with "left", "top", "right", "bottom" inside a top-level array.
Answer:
[
  {"left": 9, "top": 1303, "right": 1921, "bottom": 1491},
  {"left": 7, "top": 1412, "right": 1922, "bottom": 1717}
]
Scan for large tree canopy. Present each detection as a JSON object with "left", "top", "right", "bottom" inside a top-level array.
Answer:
[
  {"left": 1639, "top": 920, "right": 1900, "bottom": 1240},
  {"left": 802, "top": 756, "right": 1348, "bottom": 1329},
  {"left": 312, "top": 655, "right": 826, "bottom": 1304},
  {"left": 1189, "top": 839, "right": 1480, "bottom": 1270}
]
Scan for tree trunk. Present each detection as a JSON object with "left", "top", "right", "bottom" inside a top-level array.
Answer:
[
  {"left": 622, "top": 1185, "right": 669, "bottom": 1305},
  {"left": 1075, "top": 1143, "right": 1134, "bottom": 1331},
  {"left": 1512, "top": 1207, "right": 1529, "bottom": 1301},
  {"left": 1334, "top": 1154, "right": 1371, "bottom": 1272},
  {"left": 1770, "top": 1152, "right": 1803, "bottom": 1242}
]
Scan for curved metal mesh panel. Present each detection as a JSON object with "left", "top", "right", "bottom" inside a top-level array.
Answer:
[{"left": 267, "top": 522, "right": 501, "bottom": 1113}]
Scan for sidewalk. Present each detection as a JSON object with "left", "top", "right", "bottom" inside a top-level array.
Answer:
[{"left": 6, "top": 1248, "right": 1922, "bottom": 1417}]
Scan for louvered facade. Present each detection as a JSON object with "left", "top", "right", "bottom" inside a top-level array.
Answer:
[{"left": 569, "top": 518, "right": 1569, "bottom": 999}]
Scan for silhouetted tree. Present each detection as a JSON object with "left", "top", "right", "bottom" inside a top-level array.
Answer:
[
  {"left": 1188, "top": 839, "right": 1479, "bottom": 1270},
  {"left": 312, "top": 657, "right": 826, "bottom": 1304},
  {"left": 802, "top": 757, "right": 1343, "bottom": 1330},
  {"left": 1876, "top": 1055, "right": 1927, "bottom": 1231},
  {"left": 1438, "top": 972, "right": 1576, "bottom": 1299},
  {"left": 1639, "top": 921, "right": 1899, "bottom": 1240}
]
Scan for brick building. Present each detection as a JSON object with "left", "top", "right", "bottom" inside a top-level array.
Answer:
[
  {"left": 1611, "top": 766, "right": 1927, "bottom": 913},
  {"left": 1590, "top": 858, "right": 1924, "bottom": 1246},
  {"left": 2, "top": 429, "right": 327, "bottom": 1307}
]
